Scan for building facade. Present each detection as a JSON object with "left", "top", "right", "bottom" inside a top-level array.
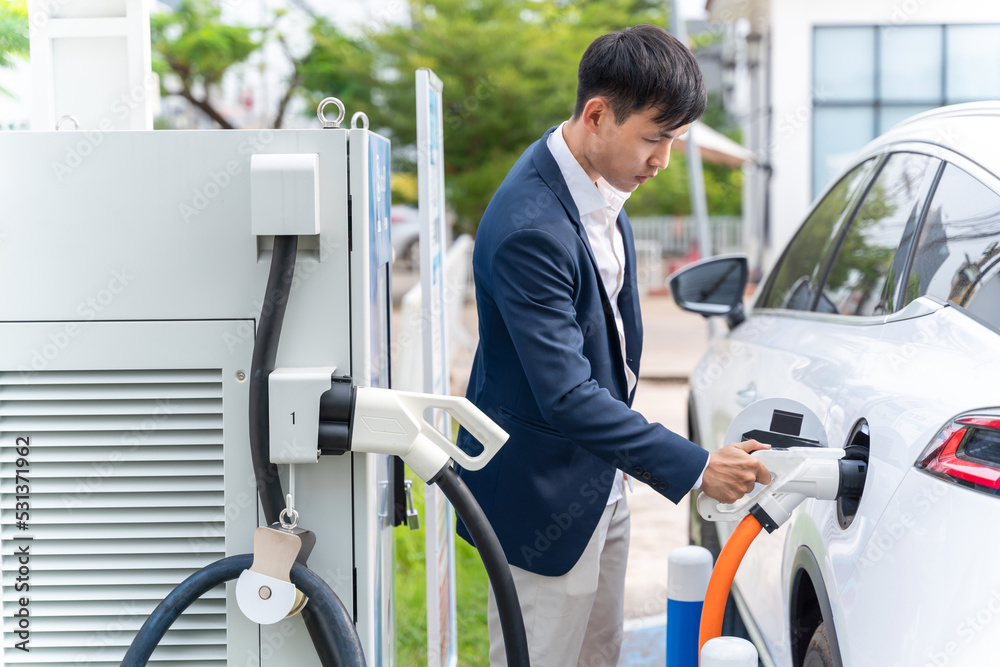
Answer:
[{"left": 708, "top": 0, "right": 1000, "bottom": 270}]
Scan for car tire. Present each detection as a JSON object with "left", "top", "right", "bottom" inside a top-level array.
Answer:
[{"left": 803, "top": 622, "right": 834, "bottom": 667}]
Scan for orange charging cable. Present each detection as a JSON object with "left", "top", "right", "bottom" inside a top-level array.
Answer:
[{"left": 697, "top": 514, "right": 764, "bottom": 659}]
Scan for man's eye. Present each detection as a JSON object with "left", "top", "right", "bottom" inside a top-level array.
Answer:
[{"left": 645, "top": 138, "right": 659, "bottom": 144}]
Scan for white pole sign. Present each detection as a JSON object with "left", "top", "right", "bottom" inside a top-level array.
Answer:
[{"left": 416, "top": 67, "right": 458, "bottom": 667}]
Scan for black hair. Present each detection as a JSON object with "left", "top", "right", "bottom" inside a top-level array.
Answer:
[{"left": 573, "top": 24, "right": 707, "bottom": 130}]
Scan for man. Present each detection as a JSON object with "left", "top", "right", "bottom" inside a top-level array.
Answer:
[{"left": 456, "top": 24, "right": 771, "bottom": 666}]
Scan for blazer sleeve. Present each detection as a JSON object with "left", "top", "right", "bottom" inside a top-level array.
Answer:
[{"left": 490, "top": 227, "right": 709, "bottom": 503}]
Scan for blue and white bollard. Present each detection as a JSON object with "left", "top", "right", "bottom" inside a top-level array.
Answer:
[
  {"left": 666, "top": 545, "right": 714, "bottom": 667},
  {"left": 701, "top": 637, "right": 758, "bottom": 666}
]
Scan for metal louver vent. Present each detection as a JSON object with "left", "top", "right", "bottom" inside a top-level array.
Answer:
[{"left": 0, "top": 369, "right": 227, "bottom": 666}]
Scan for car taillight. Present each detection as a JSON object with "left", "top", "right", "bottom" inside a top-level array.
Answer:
[{"left": 916, "top": 416, "right": 1000, "bottom": 493}]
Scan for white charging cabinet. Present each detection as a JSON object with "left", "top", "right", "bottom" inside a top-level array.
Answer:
[{"left": 0, "top": 126, "right": 396, "bottom": 666}]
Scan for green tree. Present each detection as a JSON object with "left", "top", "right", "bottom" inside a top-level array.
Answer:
[
  {"left": 0, "top": 0, "right": 28, "bottom": 98},
  {"left": 293, "top": 16, "right": 376, "bottom": 128},
  {"left": 151, "top": 0, "right": 262, "bottom": 128}
]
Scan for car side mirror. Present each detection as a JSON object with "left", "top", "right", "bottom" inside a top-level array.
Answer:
[{"left": 668, "top": 254, "right": 748, "bottom": 327}]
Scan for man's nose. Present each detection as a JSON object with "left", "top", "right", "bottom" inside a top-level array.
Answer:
[{"left": 649, "top": 140, "right": 671, "bottom": 170}]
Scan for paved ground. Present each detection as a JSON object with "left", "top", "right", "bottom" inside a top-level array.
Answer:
[{"left": 394, "top": 267, "right": 713, "bottom": 666}]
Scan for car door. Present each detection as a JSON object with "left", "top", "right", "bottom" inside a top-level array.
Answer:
[
  {"left": 692, "top": 150, "right": 944, "bottom": 664},
  {"left": 772, "top": 149, "right": 946, "bottom": 666},
  {"left": 692, "top": 157, "right": 880, "bottom": 471},
  {"left": 690, "top": 157, "right": 880, "bottom": 660},
  {"left": 832, "top": 157, "right": 1000, "bottom": 666}
]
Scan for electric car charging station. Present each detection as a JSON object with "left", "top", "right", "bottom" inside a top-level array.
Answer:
[{"left": 0, "top": 102, "right": 416, "bottom": 664}]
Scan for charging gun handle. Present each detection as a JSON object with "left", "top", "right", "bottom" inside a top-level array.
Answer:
[
  {"left": 399, "top": 391, "right": 510, "bottom": 471},
  {"left": 352, "top": 388, "right": 509, "bottom": 482},
  {"left": 697, "top": 485, "right": 771, "bottom": 523}
]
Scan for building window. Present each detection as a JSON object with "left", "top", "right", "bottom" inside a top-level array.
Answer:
[{"left": 811, "top": 24, "right": 1000, "bottom": 198}]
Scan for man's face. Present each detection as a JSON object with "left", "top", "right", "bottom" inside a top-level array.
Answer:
[{"left": 590, "top": 104, "right": 689, "bottom": 193}]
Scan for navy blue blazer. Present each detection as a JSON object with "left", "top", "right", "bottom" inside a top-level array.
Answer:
[{"left": 456, "top": 127, "right": 709, "bottom": 576}]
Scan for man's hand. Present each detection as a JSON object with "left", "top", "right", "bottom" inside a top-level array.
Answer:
[{"left": 700, "top": 440, "right": 773, "bottom": 504}]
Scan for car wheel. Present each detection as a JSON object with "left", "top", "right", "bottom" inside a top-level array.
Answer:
[{"left": 803, "top": 622, "right": 834, "bottom": 667}]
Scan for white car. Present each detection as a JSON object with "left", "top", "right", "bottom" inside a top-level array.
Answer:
[{"left": 671, "top": 102, "right": 1000, "bottom": 667}]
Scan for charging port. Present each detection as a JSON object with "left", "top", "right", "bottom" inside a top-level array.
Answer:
[{"left": 837, "top": 419, "right": 870, "bottom": 529}]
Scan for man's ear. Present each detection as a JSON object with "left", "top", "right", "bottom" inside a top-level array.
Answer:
[{"left": 579, "top": 97, "right": 614, "bottom": 135}]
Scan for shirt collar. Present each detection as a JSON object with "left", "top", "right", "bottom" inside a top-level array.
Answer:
[{"left": 547, "top": 122, "right": 630, "bottom": 220}]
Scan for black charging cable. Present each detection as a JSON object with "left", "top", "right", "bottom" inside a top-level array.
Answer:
[
  {"left": 120, "top": 554, "right": 366, "bottom": 667},
  {"left": 247, "top": 235, "right": 356, "bottom": 667},
  {"left": 434, "top": 466, "right": 530, "bottom": 666}
]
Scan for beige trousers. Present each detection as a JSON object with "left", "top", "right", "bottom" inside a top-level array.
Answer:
[{"left": 487, "top": 497, "right": 631, "bottom": 667}]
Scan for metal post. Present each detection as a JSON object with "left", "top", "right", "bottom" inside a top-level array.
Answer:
[
  {"left": 701, "top": 637, "right": 759, "bottom": 666},
  {"left": 666, "top": 546, "right": 714, "bottom": 667},
  {"left": 669, "top": 0, "right": 713, "bottom": 259}
]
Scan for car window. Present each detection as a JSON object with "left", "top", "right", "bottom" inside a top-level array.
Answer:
[
  {"left": 817, "top": 152, "right": 940, "bottom": 316},
  {"left": 904, "top": 164, "right": 1000, "bottom": 330},
  {"left": 760, "top": 158, "right": 879, "bottom": 311}
]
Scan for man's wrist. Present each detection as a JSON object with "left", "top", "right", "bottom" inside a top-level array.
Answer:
[{"left": 691, "top": 453, "right": 711, "bottom": 491}]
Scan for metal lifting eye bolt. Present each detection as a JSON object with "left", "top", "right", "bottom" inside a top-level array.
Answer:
[
  {"left": 317, "top": 97, "right": 346, "bottom": 128},
  {"left": 55, "top": 115, "right": 80, "bottom": 131},
  {"left": 351, "top": 111, "right": 369, "bottom": 130}
]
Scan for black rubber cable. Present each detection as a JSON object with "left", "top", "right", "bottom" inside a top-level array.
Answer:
[
  {"left": 435, "top": 466, "right": 531, "bottom": 666},
  {"left": 249, "top": 235, "right": 298, "bottom": 526},
  {"left": 119, "top": 554, "right": 366, "bottom": 667},
  {"left": 246, "top": 235, "right": 344, "bottom": 667}
]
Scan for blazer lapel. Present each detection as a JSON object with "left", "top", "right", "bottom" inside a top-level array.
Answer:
[
  {"left": 616, "top": 209, "right": 642, "bottom": 400},
  {"left": 532, "top": 129, "right": 630, "bottom": 399}
]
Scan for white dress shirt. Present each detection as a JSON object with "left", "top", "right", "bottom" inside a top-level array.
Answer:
[
  {"left": 546, "top": 123, "right": 708, "bottom": 503},
  {"left": 547, "top": 124, "right": 636, "bottom": 505}
]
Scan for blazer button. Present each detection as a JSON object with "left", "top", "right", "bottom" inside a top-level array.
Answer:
[
  {"left": 633, "top": 466, "right": 643, "bottom": 474},
  {"left": 642, "top": 472, "right": 651, "bottom": 481},
  {"left": 659, "top": 482, "right": 667, "bottom": 490},
  {"left": 651, "top": 477, "right": 659, "bottom": 486}
]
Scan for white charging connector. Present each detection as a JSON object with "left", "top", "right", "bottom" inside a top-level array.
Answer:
[
  {"left": 698, "top": 447, "right": 845, "bottom": 531},
  {"left": 351, "top": 387, "right": 508, "bottom": 482},
  {"left": 268, "top": 369, "right": 509, "bottom": 481}
]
